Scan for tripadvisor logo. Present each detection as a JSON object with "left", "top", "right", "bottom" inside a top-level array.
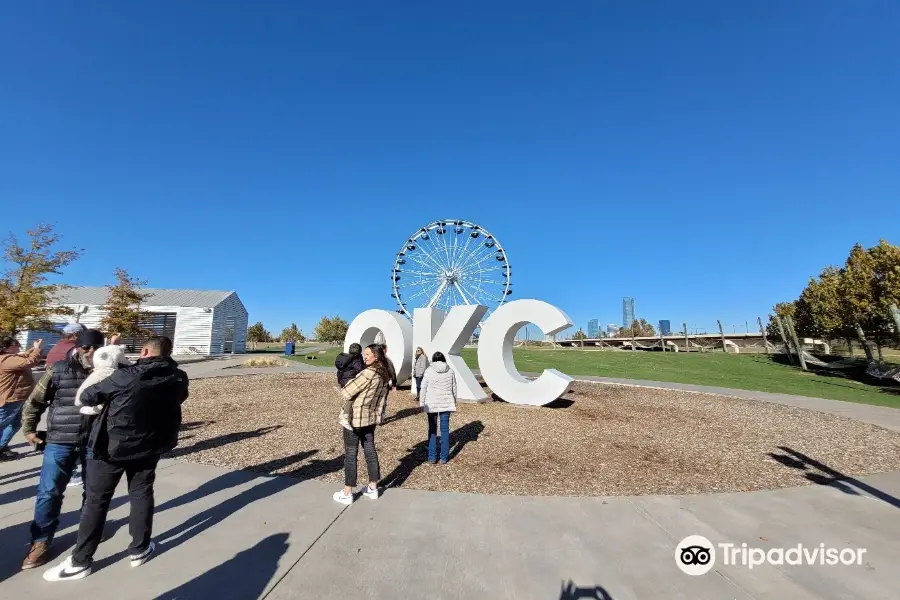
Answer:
[{"left": 675, "top": 535, "right": 868, "bottom": 575}]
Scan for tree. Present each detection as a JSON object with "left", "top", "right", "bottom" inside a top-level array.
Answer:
[
  {"left": 769, "top": 239, "right": 900, "bottom": 360},
  {"left": 869, "top": 239, "right": 900, "bottom": 339},
  {"left": 99, "top": 268, "right": 151, "bottom": 338},
  {"left": 572, "top": 329, "right": 587, "bottom": 340},
  {"left": 314, "top": 315, "right": 349, "bottom": 343},
  {"left": 839, "top": 243, "right": 880, "bottom": 341},
  {"left": 0, "top": 224, "right": 82, "bottom": 335},
  {"left": 247, "top": 322, "right": 272, "bottom": 349},
  {"left": 794, "top": 267, "right": 845, "bottom": 341},
  {"left": 280, "top": 323, "right": 305, "bottom": 343},
  {"left": 615, "top": 318, "right": 656, "bottom": 338}
]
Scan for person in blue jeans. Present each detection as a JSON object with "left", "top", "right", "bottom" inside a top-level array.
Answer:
[
  {"left": 0, "top": 336, "right": 44, "bottom": 460},
  {"left": 417, "top": 352, "right": 457, "bottom": 464},
  {"left": 20, "top": 329, "right": 107, "bottom": 570}
]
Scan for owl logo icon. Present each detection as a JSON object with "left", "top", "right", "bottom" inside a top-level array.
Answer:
[{"left": 676, "top": 535, "right": 715, "bottom": 575}]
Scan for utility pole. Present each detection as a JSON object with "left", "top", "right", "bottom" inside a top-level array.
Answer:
[
  {"left": 683, "top": 322, "right": 689, "bottom": 353},
  {"left": 717, "top": 320, "right": 728, "bottom": 353}
]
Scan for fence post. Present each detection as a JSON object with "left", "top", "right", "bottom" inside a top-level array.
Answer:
[
  {"left": 631, "top": 325, "right": 636, "bottom": 352},
  {"left": 659, "top": 324, "right": 665, "bottom": 352},
  {"left": 890, "top": 304, "right": 900, "bottom": 339},
  {"left": 758, "top": 316, "right": 770, "bottom": 354},
  {"left": 773, "top": 314, "right": 794, "bottom": 365},
  {"left": 717, "top": 320, "right": 728, "bottom": 353},
  {"left": 785, "top": 316, "right": 807, "bottom": 371}
]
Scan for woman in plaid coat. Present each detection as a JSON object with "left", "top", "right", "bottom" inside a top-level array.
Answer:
[{"left": 333, "top": 344, "right": 392, "bottom": 505}]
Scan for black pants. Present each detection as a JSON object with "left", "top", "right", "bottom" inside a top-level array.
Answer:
[
  {"left": 71, "top": 455, "right": 159, "bottom": 567},
  {"left": 343, "top": 425, "right": 380, "bottom": 487}
]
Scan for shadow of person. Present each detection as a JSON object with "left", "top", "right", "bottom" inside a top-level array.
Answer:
[
  {"left": 167, "top": 425, "right": 283, "bottom": 459},
  {"left": 0, "top": 466, "right": 41, "bottom": 483},
  {"left": 448, "top": 420, "right": 485, "bottom": 461},
  {"left": 768, "top": 446, "right": 900, "bottom": 509},
  {"left": 153, "top": 533, "right": 290, "bottom": 600},
  {"left": 381, "top": 420, "right": 485, "bottom": 490},
  {"left": 559, "top": 580, "right": 614, "bottom": 599},
  {"left": 153, "top": 450, "right": 343, "bottom": 555},
  {"left": 381, "top": 406, "right": 421, "bottom": 425},
  {"left": 0, "top": 496, "right": 129, "bottom": 583}
]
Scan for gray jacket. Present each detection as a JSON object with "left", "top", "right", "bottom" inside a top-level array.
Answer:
[
  {"left": 419, "top": 362, "right": 457, "bottom": 413},
  {"left": 413, "top": 354, "right": 429, "bottom": 378}
]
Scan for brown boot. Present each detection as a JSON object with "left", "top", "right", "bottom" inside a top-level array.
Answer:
[{"left": 21, "top": 541, "right": 50, "bottom": 570}]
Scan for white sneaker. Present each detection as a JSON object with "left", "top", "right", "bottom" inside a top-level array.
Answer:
[
  {"left": 42, "top": 556, "right": 91, "bottom": 582},
  {"left": 332, "top": 489, "right": 354, "bottom": 505},
  {"left": 362, "top": 485, "right": 379, "bottom": 500},
  {"left": 130, "top": 541, "right": 156, "bottom": 567}
]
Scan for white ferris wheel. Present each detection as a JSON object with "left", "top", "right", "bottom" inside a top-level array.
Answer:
[{"left": 391, "top": 219, "right": 512, "bottom": 321}]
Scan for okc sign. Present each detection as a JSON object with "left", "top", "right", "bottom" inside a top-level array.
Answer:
[{"left": 343, "top": 299, "right": 574, "bottom": 406}]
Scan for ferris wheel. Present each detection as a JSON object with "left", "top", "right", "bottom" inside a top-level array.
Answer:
[{"left": 391, "top": 220, "right": 512, "bottom": 320}]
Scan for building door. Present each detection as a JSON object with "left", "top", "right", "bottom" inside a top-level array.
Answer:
[{"left": 223, "top": 316, "right": 235, "bottom": 353}]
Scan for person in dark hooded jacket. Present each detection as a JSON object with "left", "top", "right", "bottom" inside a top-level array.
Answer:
[
  {"left": 335, "top": 343, "right": 364, "bottom": 387},
  {"left": 43, "top": 335, "right": 189, "bottom": 582}
]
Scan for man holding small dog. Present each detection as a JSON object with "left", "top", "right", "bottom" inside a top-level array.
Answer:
[{"left": 20, "top": 329, "right": 106, "bottom": 570}]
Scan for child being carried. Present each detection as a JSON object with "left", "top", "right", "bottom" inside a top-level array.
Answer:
[{"left": 74, "top": 343, "right": 131, "bottom": 415}]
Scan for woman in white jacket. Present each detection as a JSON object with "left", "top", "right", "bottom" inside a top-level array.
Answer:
[{"left": 418, "top": 352, "right": 457, "bottom": 464}]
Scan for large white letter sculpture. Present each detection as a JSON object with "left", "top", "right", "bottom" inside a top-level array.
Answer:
[
  {"left": 413, "top": 305, "right": 487, "bottom": 402},
  {"left": 477, "top": 299, "right": 574, "bottom": 406},
  {"left": 344, "top": 310, "right": 413, "bottom": 385},
  {"left": 343, "top": 300, "right": 573, "bottom": 406}
]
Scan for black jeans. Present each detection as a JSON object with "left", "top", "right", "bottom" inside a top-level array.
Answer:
[
  {"left": 343, "top": 425, "right": 380, "bottom": 487},
  {"left": 71, "top": 455, "right": 159, "bottom": 567}
]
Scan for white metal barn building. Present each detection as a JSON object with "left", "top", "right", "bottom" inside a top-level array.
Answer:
[{"left": 17, "top": 287, "right": 248, "bottom": 356}]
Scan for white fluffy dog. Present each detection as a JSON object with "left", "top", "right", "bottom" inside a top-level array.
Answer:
[{"left": 74, "top": 344, "right": 131, "bottom": 415}]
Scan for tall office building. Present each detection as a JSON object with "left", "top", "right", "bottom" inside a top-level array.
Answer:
[
  {"left": 659, "top": 320, "right": 671, "bottom": 336},
  {"left": 587, "top": 319, "right": 600, "bottom": 338},
  {"left": 622, "top": 297, "right": 635, "bottom": 328}
]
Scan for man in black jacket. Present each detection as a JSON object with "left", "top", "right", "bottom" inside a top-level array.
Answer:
[
  {"left": 21, "top": 328, "right": 105, "bottom": 570},
  {"left": 43, "top": 336, "right": 189, "bottom": 582}
]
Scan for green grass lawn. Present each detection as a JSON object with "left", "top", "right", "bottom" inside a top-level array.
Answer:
[
  {"left": 458, "top": 349, "right": 900, "bottom": 408},
  {"left": 284, "top": 345, "right": 342, "bottom": 365}
]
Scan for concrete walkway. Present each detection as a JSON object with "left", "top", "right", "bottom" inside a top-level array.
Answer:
[{"left": 2, "top": 437, "right": 899, "bottom": 599}]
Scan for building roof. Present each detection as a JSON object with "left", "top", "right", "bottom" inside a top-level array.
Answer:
[{"left": 54, "top": 286, "right": 236, "bottom": 308}]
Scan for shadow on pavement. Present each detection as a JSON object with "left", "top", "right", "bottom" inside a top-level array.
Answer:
[
  {"left": 154, "top": 533, "right": 290, "bottom": 599},
  {"left": 153, "top": 449, "right": 342, "bottom": 555},
  {"left": 0, "top": 496, "right": 129, "bottom": 583},
  {"left": 559, "top": 580, "right": 614, "bottom": 599},
  {"left": 0, "top": 466, "right": 41, "bottom": 483},
  {"left": 768, "top": 446, "right": 900, "bottom": 509}
]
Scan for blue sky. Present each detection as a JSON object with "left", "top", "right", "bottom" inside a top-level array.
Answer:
[{"left": 2, "top": 1, "right": 898, "bottom": 337}]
